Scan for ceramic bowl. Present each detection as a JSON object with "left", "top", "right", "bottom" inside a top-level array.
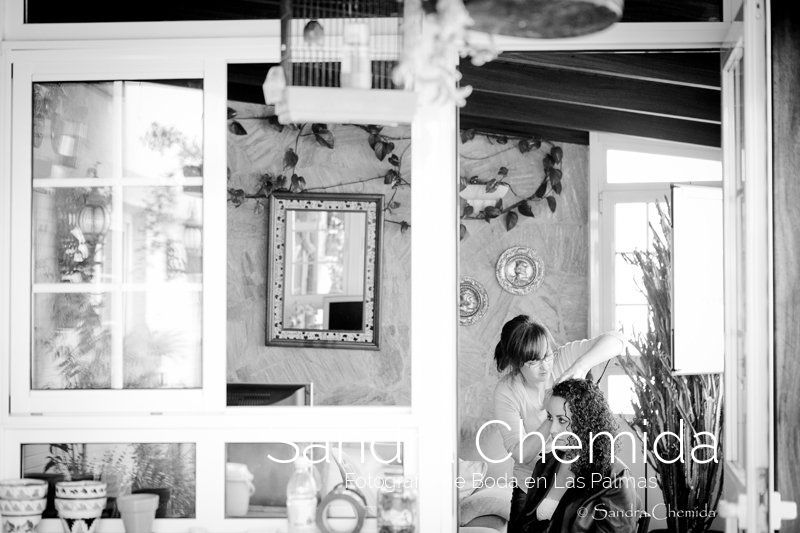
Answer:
[
  {"left": 54, "top": 497, "right": 107, "bottom": 519},
  {"left": 0, "top": 498, "right": 47, "bottom": 516},
  {"left": 0, "top": 479, "right": 48, "bottom": 501},
  {"left": 1, "top": 514, "right": 43, "bottom": 533},
  {"left": 54, "top": 481, "right": 106, "bottom": 500}
]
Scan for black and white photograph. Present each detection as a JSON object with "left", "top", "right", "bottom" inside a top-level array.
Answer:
[{"left": 1, "top": 1, "right": 800, "bottom": 533}]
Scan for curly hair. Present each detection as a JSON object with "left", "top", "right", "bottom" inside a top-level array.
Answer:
[
  {"left": 493, "top": 315, "right": 556, "bottom": 375},
  {"left": 550, "top": 378, "right": 619, "bottom": 480}
]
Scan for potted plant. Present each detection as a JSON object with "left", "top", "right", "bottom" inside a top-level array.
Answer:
[{"left": 617, "top": 204, "right": 723, "bottom": 533}]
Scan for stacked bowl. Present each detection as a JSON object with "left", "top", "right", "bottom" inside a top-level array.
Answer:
[
  {"left": 0, "top": 479, "right": 48, "bottom": 533},
  {"left": 54, "top": 481, "right": 107, "bottom": 533}
]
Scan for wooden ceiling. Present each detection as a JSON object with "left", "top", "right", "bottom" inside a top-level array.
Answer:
[{"left": 459, "top": 51, "right": 722, "bottom": 147}]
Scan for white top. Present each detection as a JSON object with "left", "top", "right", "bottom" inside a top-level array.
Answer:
[
  {"left": 492, "top": 336, "right": 614, "bottom": 493},
  {"left": 536, "top": 496, "right": 561, "bottom": 521}
]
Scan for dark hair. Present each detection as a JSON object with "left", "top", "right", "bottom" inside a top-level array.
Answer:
[
  {"left": 550, "top": 378, "right": 619, "bottom": 480},
  {"left": 493, "top": 315, "right": 555, "bottom": 374}
]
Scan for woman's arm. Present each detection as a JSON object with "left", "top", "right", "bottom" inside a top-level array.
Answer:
[
  {"left": 557, "top": 332, "right": 631, "bottom": 382},
  {"left": 493, "top": 385, "right": 552, "bottom": 463}
]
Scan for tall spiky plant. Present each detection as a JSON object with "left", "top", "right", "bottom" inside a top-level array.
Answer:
[{"left": 617, "top": 203, "right": 724, "bottom": 533}]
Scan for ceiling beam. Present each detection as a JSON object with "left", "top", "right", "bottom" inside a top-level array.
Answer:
[
  {"left": 464, "top": 91, "right": 720, "bottom": 147},
  {"left": 460, "top": 61, "right": 720, "bottom": 122},
  {"left": 458, "top": 116, "right": 590, "bottom": 145},
  {"left": 498, "top": 51, "right": 721, "bottom": 88}
]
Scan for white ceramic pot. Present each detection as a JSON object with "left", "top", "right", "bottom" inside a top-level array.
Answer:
[
  {"left": 225, "top": 462, "right": 255, "bottom": 517},
  {"left": 0, "top": 498, "right": 47, "bottom": 516},
  {"left": 55, "top": 481, "right": 106, "bottom": 500},
  {"left": 54, "top": 497, "right": 107, "bottom": 518},
  {"left": 116, "top": 494, "right": 158, "bottom": 533},
  {"left": 0, "top": 479, "right": 48, "bottom": 500},
  {"left": 1, "top": 514, "right": 42, "bottom": 533}
]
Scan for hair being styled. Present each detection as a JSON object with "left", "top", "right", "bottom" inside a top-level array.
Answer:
[
  {"left": 550, "top": 378, "right": 619, "bottom": 480},
  {"left": 493, "top": 315, "right": 555, "bottom": 374}
]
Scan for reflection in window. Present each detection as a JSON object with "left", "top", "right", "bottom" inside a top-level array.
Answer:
[
  {"left": 30, "top": 80, "right": 204, "bottom": 390},
  {"left": 22, "top": 443, "right": 196, "bottom": 519},
  {"left": 225, "top": 442, "right": 403, "bottom": 519}
]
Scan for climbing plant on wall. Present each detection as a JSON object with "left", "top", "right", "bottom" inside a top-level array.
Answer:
[
  {"left": 459, "top": 128, "right": 565, "bottom": 240},
  {"left": 226, "top": 108, "right": 411, "bottom": 232}
]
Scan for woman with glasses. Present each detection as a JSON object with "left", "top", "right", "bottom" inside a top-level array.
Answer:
[{"left": 492, "top": 315, "right": 629, "bottom": 532}]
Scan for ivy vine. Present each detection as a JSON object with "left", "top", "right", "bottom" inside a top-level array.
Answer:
[
  {"left": 226, "top": 108, "right": 411, "bottom": 232},
  {"left": 459, "top": 129, "right": 565, "bottom": 240}
]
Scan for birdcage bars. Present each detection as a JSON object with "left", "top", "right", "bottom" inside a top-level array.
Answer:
[{"left": 281, "top": 0, "right": 405, "bottom": 90}]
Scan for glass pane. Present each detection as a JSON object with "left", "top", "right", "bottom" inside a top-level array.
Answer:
[
  {"left": 32, "top": 292, "right": 113, "bottom": 390},
  {"left": 123, "top": 81, "right": 204, "bottom": 179},
  {"left": 607, "top": 149, "right": 722, "bottom": 184},
  {"left": 607, "top": 374, "right": 636, "bottom": 415},
  {"left": 123, "top": 186, "right": 203, "bottom": 284},
  {"left": 124, "top": 291, "right": 202, "bottom": 388},
  {"left": 25, "top": 3, "right": 280, "bottom": 23},
  {"left": 615, "top": 304, "right": 649, "bottom": 339},
  {"left": 614, "top": 203, "right": 648, "bottom": 252},
  {"left": 225, "top": 442, "right": 404, "bottom": 519},
  {"left": 33, "top": 187, "right": 113, "bottom": 284},
  {"left": 21, "top": 443, "right": 196, "bottom": 519},
  {"left": 615, "top": 254, "right": 646, "bottom": 305},
  {"left": 33, "top": 82, "right": 115, "bottom": 180}
]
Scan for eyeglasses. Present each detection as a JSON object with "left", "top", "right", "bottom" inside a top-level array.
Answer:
[{"left": 524, "top": 353, "right": 554, "bottom": 369}]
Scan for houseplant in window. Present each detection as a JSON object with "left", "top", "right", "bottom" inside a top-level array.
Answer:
[{"left": 617, "top": 205, "right": 723, "bottom": 533}]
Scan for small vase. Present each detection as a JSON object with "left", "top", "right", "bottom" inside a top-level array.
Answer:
[
  {"left": 117, "top": 494, "right": 158, "bottom": 533},
  {"left": 55, "top": 497, "right": 106, "bottom": 533}
]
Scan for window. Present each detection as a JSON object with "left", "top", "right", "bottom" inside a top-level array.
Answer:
[{"left": 590, "top": 133, "right": 722, "bottom": 412}]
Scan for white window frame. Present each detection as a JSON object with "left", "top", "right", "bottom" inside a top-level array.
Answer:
[
  {"left": 0, "top": 40, "right": 458, "bottom": 532},
  {"left": 589, "top": 132, "right": 723, "bottom": 338}
]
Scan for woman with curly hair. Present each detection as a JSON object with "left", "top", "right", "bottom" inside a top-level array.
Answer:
[
  {"left": 492, "top": 316, "right": 632, "bottom": 531},
  {"left": 518, "top": 379, "right": 641, "bottom": 533}
]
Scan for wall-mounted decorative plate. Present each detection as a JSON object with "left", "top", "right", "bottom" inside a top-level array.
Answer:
[
  {"left": 460, "top": 277, "right": 489, "bottom": 326},
  {"left": 495, "top": 246, "right": 545, "bottom": 295}
]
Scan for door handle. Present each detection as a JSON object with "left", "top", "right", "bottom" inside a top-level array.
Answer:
[{"left": 770, "top": 491, "right": 798, "bottom": 531}]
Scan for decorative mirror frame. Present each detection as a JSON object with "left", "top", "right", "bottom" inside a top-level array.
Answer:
[{"left": 266, "top": 192, "right": 383, "bottom": 349}]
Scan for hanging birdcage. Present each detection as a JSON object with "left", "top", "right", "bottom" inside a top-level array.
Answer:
[{"left": 264, "top": 0, "right": 417, "bottom": 125}]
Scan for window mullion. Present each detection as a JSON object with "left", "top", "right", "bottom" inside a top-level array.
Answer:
[{"left": 111, "top": 80, "right": 125, "bottom": 390}]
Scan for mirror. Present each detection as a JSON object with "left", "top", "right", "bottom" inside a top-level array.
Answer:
[{"left": 267, "top": 192, "right": 382, "bottom": 349}]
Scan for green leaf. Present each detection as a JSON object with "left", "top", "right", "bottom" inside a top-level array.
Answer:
[
  {"left": 484, "top": 206, "right": 501, "bottom": 219},
  {"left": 311, "top": 124, "right": 334, "bottom": 149},
  {"left": 550, "top": 146, "right": 563, "bottom": 164},
  {"left": 290, "top": 174, "right": 306, "bottom": 192},
  {"left": 384, "top": 169, "right": 399, "bottom": 184},
  {"left": 505, "top": 211, "right": 518, "bottom": 231},
  {"left": 543, "top": 154, "right": 555, "bottom": 169},
  {"left": 388, "top": 201, "right": 401, "bottom": 209},
  {"left": 461, "top": 129, "right": 476, "bottom": 143},
  {"left": 518, "top": 139, "right": 532, "bottom": 153},
  {"left": 460, "top": 224, "right": 468, "bottom": 241},
  {"left": 497, "top": 166, "right": 508, "bottom": 177},
  {"left": 228, "top": 121, "right": 247, "bottom": 135},
  {"left": 518, "top": 201, "right": 534, "bottom": 217},
  {"left": 496, "top": 136, "right": 508, "bottom": 144},
  {"left": 546, "top": 195, "right": 557, "bottom": 213},
  {"left": 227, "top": 107, "right": 237, "bottom": 119},
  {"left": 495, "top": 198, "right": 503, "bottom": 210},
  {"left": 400, "top": 221, "right": 410, "bottom": 234},
  {"left": 283, "top": 148, "right": 299, "bottom": 169},
  {"left": 374, "top": 141, "right": 389, "bottom": 161},
  {"left": 534, "top": 179, "right": 548, "bottom": 198},
  {"left": 389, "top": 154, "right": 400, "bottom": 167},
  {"left": 367, "top": 125, "right": 383, "bottom": 135},
  {"left": 485, "top": 179, "right": 498, "bottom": 193},
  {"left": 552, "top": 180, "right": 563, "bottom": 195},
  {"left": 368, "top": 133, "right": 380, "bottom": 149},
  {"left": 463, "top": 205, "right": 474, "bottom": 217}
]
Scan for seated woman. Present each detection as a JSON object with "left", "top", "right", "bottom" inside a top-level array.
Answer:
[{"left": 519, "top": 379, "right": 641, "bottom": 533}]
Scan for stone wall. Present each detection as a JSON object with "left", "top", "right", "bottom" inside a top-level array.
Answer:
[
  {"left": 458, "top": 136, "right": 589, "bottom": 457},
  {"left": 226, "top": 102, "right": 411, "bottom": 405}
]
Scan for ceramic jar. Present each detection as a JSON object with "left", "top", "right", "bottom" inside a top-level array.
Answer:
[
  {"left": 54, "top": 481, "right": 107, "bottom": 533},
  {"left": 0, "top": 479, "right": 48, "bottom": 533},
  {"left": 225, "top": 462, "right": 255, "bottom": 517},
  {"left": 116, "top": 494, "right": 158, "bottom": 533}
]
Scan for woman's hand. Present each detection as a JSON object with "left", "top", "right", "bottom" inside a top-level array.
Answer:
[{"left": 556, "top": 363, "right": 588, "bottom": 383}]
